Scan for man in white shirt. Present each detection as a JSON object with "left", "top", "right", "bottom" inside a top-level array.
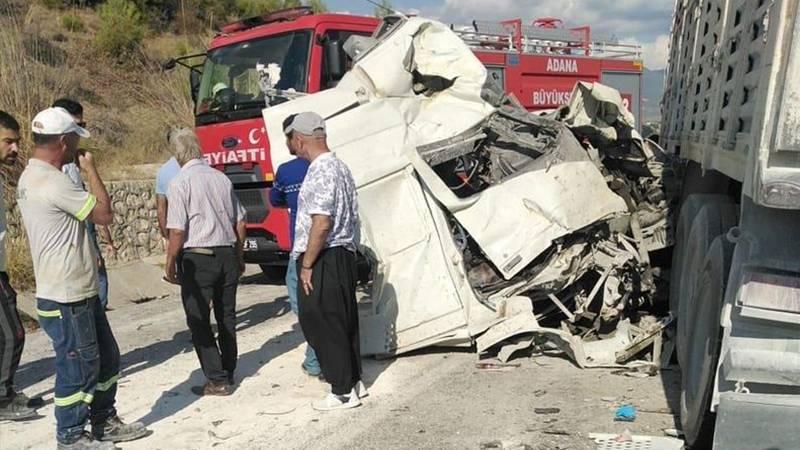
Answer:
[{"left": 18, "top": 108, "right": 148, "bottom": 449}]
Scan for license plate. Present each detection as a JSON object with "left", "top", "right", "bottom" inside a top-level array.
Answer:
[{"left": 243, "top": 238, "right": 258, "bottom": 251}]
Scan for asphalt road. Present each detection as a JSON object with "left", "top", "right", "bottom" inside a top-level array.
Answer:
[{"left": 1, "top": 267, "right": 681, "bottom": 449}]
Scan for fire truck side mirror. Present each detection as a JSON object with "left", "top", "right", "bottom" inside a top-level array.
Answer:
[
  {"left": 323, "top": 39, "right": 346, "bottom": 84},
  {"left": 190, "top": 69, "right": 202, "bottom": 103}
]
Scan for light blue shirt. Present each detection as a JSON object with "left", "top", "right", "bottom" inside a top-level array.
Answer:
[{"left": 155, "top": 157, "right": 181, "bottom": 196}]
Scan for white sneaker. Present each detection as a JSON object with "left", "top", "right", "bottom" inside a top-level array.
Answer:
[
  {"left": 311, "top": 391, "right": 361, "bottom": 411},
  {"left": 355, "top": 380, "right": 369, "bottom": 399}
]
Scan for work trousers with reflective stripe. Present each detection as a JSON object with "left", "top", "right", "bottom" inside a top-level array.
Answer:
[
  {"left": 0, "top": 272, "right": 24, "bottom": 404},
  {"left": 37, "top": 297, "right": 120, "bottom": 445}
]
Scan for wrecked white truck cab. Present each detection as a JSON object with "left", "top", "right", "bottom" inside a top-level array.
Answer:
[{"left": 262, "top": 17, "right": 674, "bottom": 364}]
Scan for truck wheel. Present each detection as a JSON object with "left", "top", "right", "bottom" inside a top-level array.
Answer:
[
  {"left": 672, "top": 195, "right": 736, "bottom": 366},
  {"left": 680, "top": 236, "right": 734, "bottom": 448},
  {"left": 260, "top": 264, "right": 287, "bottom": 281}
]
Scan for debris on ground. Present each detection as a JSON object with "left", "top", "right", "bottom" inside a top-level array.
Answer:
[
  {"left": 475, "top": 361, "right": 521, "bottom": 371},
  {"left": 480, "top": 441, "right": 533, "bottom": 450},
  {"left": 534, "top": 407, "right": 561, "bottom": 415},
  {"left": 590, "top": 432, "right": 684, "bottom": 450},
  {"left": 613, "top": 404, "right": 637, "bottom": 422},
  {"left": 662, "top": 428, "right": 684, "bottom": 438}
]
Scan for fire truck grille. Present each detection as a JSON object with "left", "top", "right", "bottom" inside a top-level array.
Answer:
[{"left": 234, "top": 188, "right": 269, "bottom": 224}]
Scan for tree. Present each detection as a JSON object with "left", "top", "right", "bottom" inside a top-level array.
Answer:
[
  {"left": 95, "top": 0, "right": 147, "bottom": 58},
  {"left": 373, "top": 0, "right": 393, "bottom": 18},
  {"left": 306, "top": 0, "right": 326, "bottom": 13}
]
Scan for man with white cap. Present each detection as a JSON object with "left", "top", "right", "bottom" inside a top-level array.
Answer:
[
  {"left": 17, "top": 108, "right": 149, "bottom": 449},
  {"left": 287, "top": 112, "right": 366, "bottom": 411}
]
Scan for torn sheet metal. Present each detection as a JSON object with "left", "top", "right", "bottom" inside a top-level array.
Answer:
[{"left": 262, "top": 16, "right": 676, "bottom": 364}]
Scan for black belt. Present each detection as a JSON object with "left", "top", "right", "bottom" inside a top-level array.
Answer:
[{"left": 183, "top": 246, "right": 233, "bottom": 256}]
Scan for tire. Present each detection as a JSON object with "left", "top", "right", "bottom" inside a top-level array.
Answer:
[
  {"left": 672, "top": 195, "right": 736, "bottom": 366},
  {"left": 680, "top": 236, "right": 734, "bottom": 448},
  {"left": 260, "top": 264, "right": 287, "bottom": 281}
]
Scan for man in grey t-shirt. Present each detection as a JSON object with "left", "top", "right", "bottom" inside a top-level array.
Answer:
[
  {"left": 287, "top": 112, "right": 365, "bottom": 411},
  {"left": 18, "top": 108, "right": 148, "bottom": 449}
]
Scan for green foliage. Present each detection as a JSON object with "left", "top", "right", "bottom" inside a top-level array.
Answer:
[
  {"left": 373, "top": 0, "right": 393, "bottom": 17},
  {"left": 60, "top": 13, "right": 85, "bottom": 32},
  {"left": 307, "top": 0, "right": 326, "bottom": 13},
  {"left": 233, "top": 0, "right": 302, "bottom": 17},
  {"left": 38, "top": 0, "right": 65, "bottom": 9},
  {"left": 95, "top": 0, "right": 147, "bottom": 58}
]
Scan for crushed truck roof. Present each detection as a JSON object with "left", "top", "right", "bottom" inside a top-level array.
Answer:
[{"left": 262, "top": 16, "right": 677, "bottom": 368}]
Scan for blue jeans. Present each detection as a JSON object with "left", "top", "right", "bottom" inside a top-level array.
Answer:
[
  {"left": 37, "top": 297, "right": 120, "bottom": 444},
  {"left": 286, "top": 261, "right": 319, "bottom": 371},
  {"left": 97, "top": 262, "right": 108, "bottom": 309},
  {"left": 87, "top": 224, "right": 109, "bottom": 309}
]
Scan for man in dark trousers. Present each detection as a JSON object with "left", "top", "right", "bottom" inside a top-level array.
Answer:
[
  {"left": 0, "top": 111, "right": 42, "bottom": 421},
  {"left": 164, "top": 128, "right": 247, "bottom": 396},
  {"left": 286, "top": 112, "right": 366, "bottom": 411},
  {"left": 269, "top": 114, "right": 320, "bottom": 378},
  {"left": 19, "top": 107, "right": 148, "bottom": 449}
]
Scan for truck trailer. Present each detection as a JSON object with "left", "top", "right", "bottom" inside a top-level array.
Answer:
[{"left": 662, "top": 0, "right": 800, "bottom": 448}]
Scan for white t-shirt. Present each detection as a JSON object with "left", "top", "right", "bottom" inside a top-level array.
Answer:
[{"left": 17, "top": 159, "right": 99, "bottom": 303}]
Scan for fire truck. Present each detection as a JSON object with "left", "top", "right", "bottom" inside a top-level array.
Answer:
[{"left": 167, "top": 7, "right": 643, "bottom": 274}]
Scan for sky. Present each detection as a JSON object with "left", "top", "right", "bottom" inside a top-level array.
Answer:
[{"left": 325, "top": 0, "right": 674, "bottom": 70}]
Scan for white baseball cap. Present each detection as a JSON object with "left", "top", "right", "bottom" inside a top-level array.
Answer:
[
  {"left": 283, "top": 112, "right": 326, "bottom": 137},
  {"left": 31, "top": 107, "right": 90, "bottom": 138}
]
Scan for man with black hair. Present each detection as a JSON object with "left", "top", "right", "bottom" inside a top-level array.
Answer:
[
  {"left": 269, "top": 113, "right": 319, "bottom": 378},
  {"left": 52, "top": 98, "right": 117, "bottom": 311},
  {"left": 18, "top": 107, "right": 148, "bottom": 449},
  {"left": 0, "top": 110, "right": 42, "bottom": 422}
]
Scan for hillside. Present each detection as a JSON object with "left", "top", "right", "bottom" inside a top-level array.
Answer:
[{"left": 0, "top": 0, "right": 328, "bottom": 286}]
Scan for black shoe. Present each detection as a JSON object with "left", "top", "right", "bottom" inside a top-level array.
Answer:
[
  {"left": 57, "top": 432, "right": 117, "bottom": 449},
  {"left": 91, "top": 415, "right": 149, "bottom": 443},
  {"left": 12, "top": 391, "right": 45, "bottom": 408},
  {"left": 191, "top": 380, "right": 232, "bottom": 396},
  {"left": 0, "top": 399, "right": 37, "bottom": 421}
]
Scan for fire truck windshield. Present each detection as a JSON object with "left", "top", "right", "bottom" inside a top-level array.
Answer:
[{"left": 196, "top": 30, "right": 312, "bottom": 124}]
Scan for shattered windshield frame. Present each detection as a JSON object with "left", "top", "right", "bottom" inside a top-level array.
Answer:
[{"left": 195, "top": 30, "right": 313, "bottom": 124}]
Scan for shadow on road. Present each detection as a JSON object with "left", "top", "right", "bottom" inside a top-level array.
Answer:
[
  {"left": 15, "top": 297, "right": 292, "bottom": 406},
  {"left": 136, "top": 321, "right": 300, "bottom": 427}
]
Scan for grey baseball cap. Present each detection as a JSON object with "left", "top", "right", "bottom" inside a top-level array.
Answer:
[{"left": 283, "top": 112, "right": 326, "bottom": 137}]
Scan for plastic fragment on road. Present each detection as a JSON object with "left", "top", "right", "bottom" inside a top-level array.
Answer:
[
  {"left": 614, "top": 404, "right": 637, "bottom": 422},
  {"left": 590, "top": 432, "right": 684, "bottom": 450}
]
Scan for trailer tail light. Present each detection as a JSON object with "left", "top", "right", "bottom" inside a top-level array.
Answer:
[
  {"left": 761, "top": 181, "right": 800, "bottom": 209},
  {"left": 738, "top": 270, "right": 800, "bottom": 319}
]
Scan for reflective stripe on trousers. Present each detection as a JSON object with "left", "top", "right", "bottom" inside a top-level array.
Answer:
[{"left": 37, "top": 297, "right": 121, "bottom": 445}]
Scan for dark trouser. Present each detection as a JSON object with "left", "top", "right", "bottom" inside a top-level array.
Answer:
[
  {"left": 297, "top": 247, "right": 361, "bottom": 395},
  {"left": 0, "top": 272, "right": 24, "bottom": 405},
  {"left": 179, "top": 247, "right": 239, "bottom": 383},
  {"left": 37, "top": 296, "right": 120, "bottom": 445}
]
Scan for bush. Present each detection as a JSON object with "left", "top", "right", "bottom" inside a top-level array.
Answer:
[
  {"left": 38, "top": 0, "right": 64, "bottom": 9},
  {"left": 234, "top": 0, "right": 300, "bottom": 18},
  {"left": 95, "top": 0, "right": 147, "bottom": 58},
  {"left": 60, "top": 13, "right": 85, "bottom": 32}
]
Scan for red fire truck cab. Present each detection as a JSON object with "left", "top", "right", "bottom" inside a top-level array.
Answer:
[{"left": 169, "top": 8, "right": 642, "bottom": 275}]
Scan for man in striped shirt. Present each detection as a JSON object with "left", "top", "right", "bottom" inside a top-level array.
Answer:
[{"left": 164, "top": 129, "right": 247, "bottom": 397}]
